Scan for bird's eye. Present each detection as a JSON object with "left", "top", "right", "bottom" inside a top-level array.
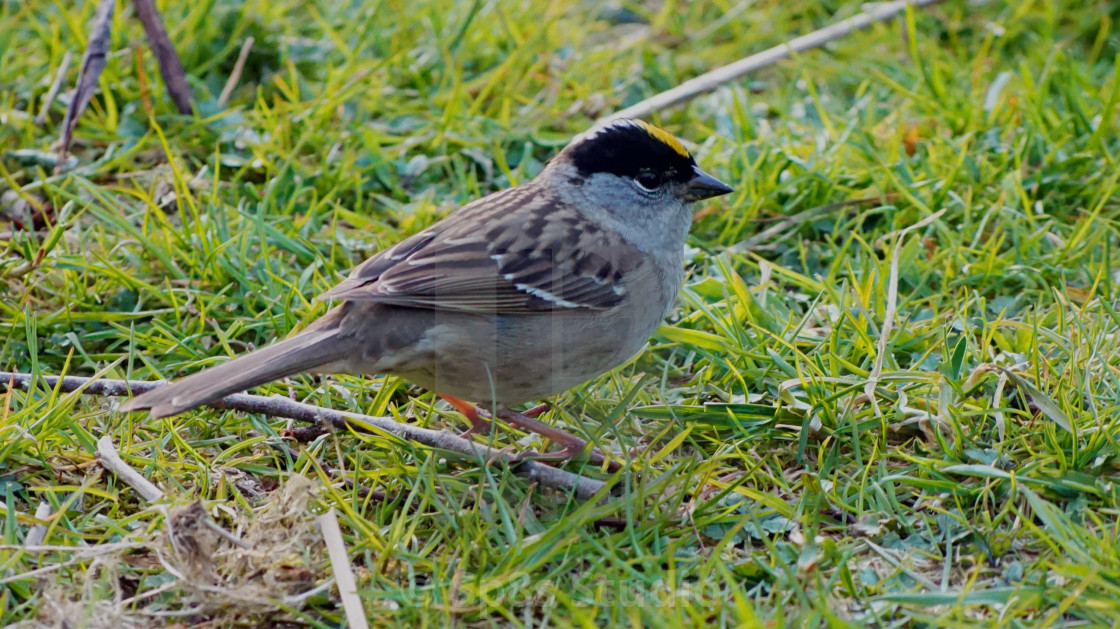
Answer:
[{"left": 634, "top": 170, "right": 663, "bottom": 192}]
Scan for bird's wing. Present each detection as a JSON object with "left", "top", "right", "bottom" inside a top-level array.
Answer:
[{"left": 318, "top": 186, "right": 641, "bottom": 313}]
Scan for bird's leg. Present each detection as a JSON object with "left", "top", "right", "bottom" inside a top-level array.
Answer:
[
  {"left": 495, "top": 408, "right": 619, "bottom": 470},
  {"left": 521, "top": 403, "right": 549, "bottom": 418},
  {"left": 440, "top": 394, "right": 494, "bottom": 437}
]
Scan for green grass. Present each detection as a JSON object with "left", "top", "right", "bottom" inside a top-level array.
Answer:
[{"left": 4, "top": 0, "right": 1120, "bottom": 625}]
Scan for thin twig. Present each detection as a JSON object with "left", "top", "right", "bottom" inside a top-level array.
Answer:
[
  {"left": 132, "top": 0, "right": 193, "bottom": 114},
  {"left": 36, "top": 50, "right": 73, "bottom": 125},
  {"left": 218, "top": 36, "right": 255, "bottom": 107},
  {"left": 96, "top": 435, "right": 165, "bottom": 502},
  {"left": 0, "top": 372, "right": 609, "bottom": 500},
  {"left": 607, "top": 0, "right": 946, "bottom": 121},
  {"left": 0, "top": 542, "right": 149, "bottom": 586},
  {"left": 97, "top": 445, "right": 246, "bottom": 547},
  {"left": 318, "top": 508, "right": 369, "bottom": 629},
  {"left": 0, "top": 543, "right": 141, "bottom": 553},
  {"left": 59, "top": 0, "right": 114, "bottom": 162}
]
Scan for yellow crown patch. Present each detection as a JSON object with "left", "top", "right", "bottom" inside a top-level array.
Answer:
[{"left": 632, "top": 120, "right": 690, "bottom": 159}]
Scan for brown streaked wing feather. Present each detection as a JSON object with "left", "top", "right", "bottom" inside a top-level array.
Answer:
[
  {"left": 320, "top": 185, "right": 642, "bottom": 313},
  {"left": 318, "top": 228, "right": 438, "bottom": 300}
]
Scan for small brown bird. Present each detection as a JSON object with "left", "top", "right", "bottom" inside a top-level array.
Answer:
[{"left": 122, "top": 118, "right": 733, "bottom": 460}]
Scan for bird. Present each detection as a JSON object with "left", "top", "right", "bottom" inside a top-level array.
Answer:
[{"left": 121, "top": 118, "right": 733, "bottom": 462}]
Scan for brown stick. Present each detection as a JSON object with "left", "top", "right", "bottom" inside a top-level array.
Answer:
[
  {"left": 59, "top": 0, "right": 114, "bottom": 161},
  {"left": 606, "top": 0, "right": 946, "bottom": 121},
  {"left": 0, "top": 372, "right": 609, "bottom": 500},
  {"left": 132, "top": 0, "right": 193, "bottom": 114},
  {"left": 218, "top": 36, "right": 255, "bottom": 107}
]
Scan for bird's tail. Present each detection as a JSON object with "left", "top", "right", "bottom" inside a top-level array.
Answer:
[{"left": 120, "top": 326, "right": 349, "bottom": 419}]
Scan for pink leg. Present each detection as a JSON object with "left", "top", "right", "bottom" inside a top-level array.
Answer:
[
  {"left": 522, "top": 403, "right": 549, "bottom": 418},
  {"left": 440, "top": 395, "right": 494, "bottom": 437},
  {"left": 496, "top": 408, "right": 620, "bottom": 471}
]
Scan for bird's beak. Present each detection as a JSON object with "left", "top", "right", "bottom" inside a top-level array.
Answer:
[{"left": 685, "top": 166, "right": 734, "bottom": 201}]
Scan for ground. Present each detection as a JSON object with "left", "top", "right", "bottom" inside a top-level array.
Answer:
[{"left": 2, "top": 0, "right": 1120, "bottom": 626}]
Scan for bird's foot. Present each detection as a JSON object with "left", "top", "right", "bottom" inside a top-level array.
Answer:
[
  {"left": 521, "top": 403, "right": 549, "bottom": 418},
  {"left": 498, "top": 408, "right": 621, "bottom": 472},
  {"left": 440, "top": 394, "right": 496, "bottom": 437}
]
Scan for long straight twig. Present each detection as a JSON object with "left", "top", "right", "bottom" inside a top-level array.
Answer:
[
  {"left": 607, "top": 0, "right": 946, "bottom": 121},
  {"left": 0, "top": 372, "right": 609, "bottom": 500}
]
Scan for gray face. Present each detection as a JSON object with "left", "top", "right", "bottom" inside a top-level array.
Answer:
[
  {"left": 536, "top": 119, "right": 732, "bottom": 259},
  {"left": 543, "top": 162, "right": 694, "bottom": 258}
]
